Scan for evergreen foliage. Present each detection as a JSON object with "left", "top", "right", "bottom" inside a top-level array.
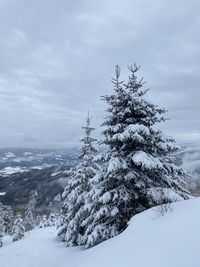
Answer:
[
  {"left": 58, "top": 113, "right": 99, "bottom": 246},
  {"left": 0, "top": 203, "right": 4, "bottom": 247},
  {"left": 3, "top": 205, "right": 14, "bottom": 235},
  {"left": 47, "top": 212, "right": 56, "bottom": 226},
  {"left": 0, "top": 202, "right": 14, "bottom": 247},
  {"left": 80, "top": 64, "right": 189, "bottom": 248},
  {"left": 39, "top": 215, "right": 48, "bottom": 228},
  {"left": 12, "top": 215, "right": 25, "bottom": 241},
  {"left": 35, "top": 214, "right": 42, "bottom": 227},
  {"left": 24, "top": 190, "right": 38, "bottom": 231}
]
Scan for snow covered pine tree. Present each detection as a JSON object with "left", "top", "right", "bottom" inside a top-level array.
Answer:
[
  {"left": 58, "top": 113, "right": 99, "bottom": 246},
  {"left": 0, "top": 202, "right": 4, "bottom": 247},
  {"left": 12, "top": 215, "right": 25, "bottom": 241},
  {"left": 81, "top": 64, "right": 189, "bottom": 248},
  {"left": 3, "top": 205, "right": 14, "bottom": 235},
  {"left": 24, "top": 190, "right": 38, "bottom": 231}
]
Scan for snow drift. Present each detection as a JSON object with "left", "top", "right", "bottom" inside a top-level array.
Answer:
[{"left": 1, "top": 198, "right": 200, "bottom": 267}]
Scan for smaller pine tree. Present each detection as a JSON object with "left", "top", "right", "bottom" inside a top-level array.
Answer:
[
  {"left": 12, "top": 215, "right": 25, "bottom": 242},
  {"left": 58, "top": 113, "right": 99, "bottom": 246},
  {"left": 3, "top": 205, "right": 14, "bottom": 235},
  {"left": 24, "top": 190, "right": 37, "bottom": 231},
  {"left": 0, "top": 203, "right": 4, "bottom": 247}
]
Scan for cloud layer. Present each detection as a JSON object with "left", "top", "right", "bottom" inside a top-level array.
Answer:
[{"left": 0, "top": 0, "right": 199, "bottom": 147}]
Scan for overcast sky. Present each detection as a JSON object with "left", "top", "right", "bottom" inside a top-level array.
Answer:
[{"left": 0, "top": 0, "right": 199, "bottom": 148}]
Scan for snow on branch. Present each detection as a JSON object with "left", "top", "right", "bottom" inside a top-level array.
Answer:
[
  {"left": 132, "top": 151, "right": 163, "bottom": 170},
  {"left": 113, "top": 123, "right": 149, "bottom": 142}
]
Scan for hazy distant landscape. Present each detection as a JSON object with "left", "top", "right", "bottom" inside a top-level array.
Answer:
[
  {"left": 0, "top": 147, "right": 80, "bottom": 210},
  {"left": 0, "top": 143, "right": 200, "bottom": 211},
  {"left": 0, "top": 147, "right": 79, "bottom": 171}
]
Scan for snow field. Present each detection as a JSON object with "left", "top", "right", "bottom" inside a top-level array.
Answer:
[{"left": 1, "top": 198, "right": 200, "bottom": 267}]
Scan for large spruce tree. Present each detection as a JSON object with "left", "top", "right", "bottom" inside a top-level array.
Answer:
[
  {"left": 81, "top": 64, "right": 189, "bottom": 248},
  {"left": 58, "top": 113, "right": 99, "bottom": 246}
]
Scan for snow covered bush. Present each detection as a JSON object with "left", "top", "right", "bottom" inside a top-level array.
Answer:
[
  {"left": 47, "top": 212, "right": 56, "bottom": 226},
  {"left": 36, "top": 213, "right": 58, "bottom": 228},
  {"left": 39, "top": 215, "right": 48, "bottom": 228},
  {"left": 81, "top": 64, "right": 189, "bottom": 248},
  {"left": 58, "top": 113, "right": 100, "bottom": 246},
  {"left": 155, "top": 201, "right": 173, "bottom": 216},
  {"left": 35, "top": 214, "right": 42, "bottom": 226},
  {"left": 12, "top": 215, "right": 25, "bottom": 241}
]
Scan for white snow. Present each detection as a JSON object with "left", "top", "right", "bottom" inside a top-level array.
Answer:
[
  {"left": 132, "top": 150, "right": 163, "bottom": 169},
  {"left": 125, "top": 123, "right": 150, "bottom": 135},
  {"left": 107, "top": 157, "right": 122, "bottom": 173},
  {"left": 24, "top": 152, "right": 33, "bottom": 156},
  {"left": 4, "top": 152, "right": 16, "bottom": 158},
  {"left": 1, "top": 198, "right": 200, "bottom": 267},
  {"left": 0, "top": 166, "right": 28, "bottom": 175},
  {"left": 0, "top": 192, "right": 6, "bottom": 196},
  {"left": 113, "top": 123, "right": 149, "bottom": 142}
]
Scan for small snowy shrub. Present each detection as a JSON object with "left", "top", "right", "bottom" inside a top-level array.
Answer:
[
  {"left": 156, "top": 202, "right": 173, "bottom": 216},
  {"left": 153, "top": 190, "right": 179, "bottom": 216},
  {"left": 39, "top": 215, "right": 48, "bottom": 228},
  {"left": 47, "top": 212, "right": 56, "bottom": 226}
]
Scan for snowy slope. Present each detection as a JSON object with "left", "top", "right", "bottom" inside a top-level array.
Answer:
[{"left": 1, "top": 198, "right": 200, "bottom": 267}]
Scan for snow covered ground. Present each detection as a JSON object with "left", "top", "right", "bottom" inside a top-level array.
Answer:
[{"left": 1, "top": 198, "right": 200, "bottom": 267}]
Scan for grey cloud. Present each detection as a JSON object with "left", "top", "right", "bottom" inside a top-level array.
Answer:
[{"left": 0, "top": 0, "right": 199, "bottom": 147}]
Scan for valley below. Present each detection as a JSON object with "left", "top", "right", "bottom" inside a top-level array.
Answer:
[{"left": 0, "top": 144, "right": 200, "bottom": 211}]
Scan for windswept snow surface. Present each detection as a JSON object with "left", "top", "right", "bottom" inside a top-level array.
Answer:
[{"left": 1, "top": 198, "right": 200, "bottom": 267}]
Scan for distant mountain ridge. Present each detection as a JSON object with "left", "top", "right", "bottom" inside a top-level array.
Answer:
[
  {"left": 0, "top": 165, "right": 71, "bottom": 210},
  {"left": 0, "top": 147, "right": 79, "bottom": 173},
  {"left": 0, "top": 148, "right": 80, "bottom": 210},
  {"left": 0, "top": 144, "right": 200, "bottom": 210}
]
